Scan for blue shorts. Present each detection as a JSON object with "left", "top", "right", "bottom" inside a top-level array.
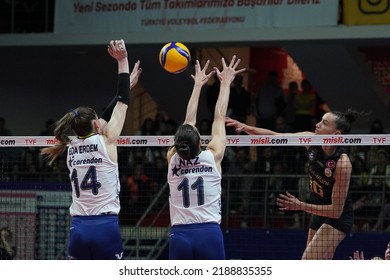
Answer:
[
  {"left": 68, "top": 215, "right": 123, "bottom": 260},
  {"left": 169, "top": 223, "right": 225, "bottom": 260}
]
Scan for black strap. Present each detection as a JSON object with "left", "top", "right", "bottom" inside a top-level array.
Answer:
[{"left": 117, "top": 72, "right": 130, "bottom": 105}]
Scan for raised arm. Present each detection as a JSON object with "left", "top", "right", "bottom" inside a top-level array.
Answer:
[
  {"left": 0, "top": 229, "right": 14, "bottom": 258},
  {"left": 101, "top": 39, "right": 130, "bottom": 144},
  {"left": 99, "top": 60, "right": 142, "bottom": 129},
  {"left": 225, "top": 116, "right": 313, "bottom": 136},
  {"left": 207, "top": 56, "right": 245, "bottom": 167},
  {"left": 225, "top": 117, "right": 279, "bottom": 135},
  {"left": 130, "top": 60, "right": 142, "bottom": 90},
  {"left": 183, "top": 60, "right": 214, "bottom": 126},
  {"left": 167, "top": 60, "right": 214, "bottom": 163}
]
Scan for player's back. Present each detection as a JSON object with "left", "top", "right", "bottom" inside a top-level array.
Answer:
[
  {"left": 66, "top": 134, "right": 120, "bottom": 216},
  {"left": 168, "top": 150, "right": 222, "bottom": 226}
]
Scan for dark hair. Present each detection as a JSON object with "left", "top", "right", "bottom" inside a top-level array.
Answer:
[
  {"left": 140, "top": 118, "right": 155, "bottom": 135},
  {"left": 174, "top": 124, "right": 201, "bottom": 160},
  {"left": 69, "top": 107, "right": 97, "bottom": 137},
  {"left": 370, "top": 119, "right": 384, "bottom": 134},
  {"left": 41, "top": 106, "right": 97, "bottom": 165},
  {"left": 332, "top": 108, "right": 363, "bottom": 134},
  {"left": 377, "top": 149, "right": 388, "bottom": 158},
  {"left": 289, "top": 81, "right": 298, "bottom": 89},
  {"left": 301, "top": 79, "right": 312, "bottom": 91}
]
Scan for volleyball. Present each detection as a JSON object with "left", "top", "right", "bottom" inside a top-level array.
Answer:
[{"left": 159, "top": 42, "right": 191, "bottom": 74}]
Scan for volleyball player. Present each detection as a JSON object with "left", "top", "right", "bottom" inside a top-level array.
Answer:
[
  {"left": 167, "top": 57, "right": 245, "bottom": 260},
  {"left": 350, "top": 241, "right": 390, "bottom": 260},
  {"left": 41, "top": 39, "right": 142, "bottom": 259},
  {"left": 0, "top": 228, "right": 15, "bottom": 260},
  {"left": 226, "top": 108, "right": 362, "bottom": 259}
]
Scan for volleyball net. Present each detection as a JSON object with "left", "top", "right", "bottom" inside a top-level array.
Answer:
[{"left": 0, "top": 135, "right": 389, "bottom": 260}]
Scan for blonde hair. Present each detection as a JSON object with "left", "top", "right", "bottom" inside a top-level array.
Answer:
[{"left": 41, "top": 107, "right": 97, "bottom": 165}]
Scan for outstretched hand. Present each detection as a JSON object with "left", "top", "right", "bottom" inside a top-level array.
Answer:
[
  {"left": 276, "top": 191, "right": 303, "bottom": 211},
  {"left": 349, "top": 250, "right": 365, "bottom": 260},
  {"left": 130, "top": 60, "right": 142, "bottom": 89},
  {"left": 107, "top": 39, "right": 128, "bottom": 61},
  {"left": 191, "top": 60, "right": 215, "bottom": 86},
  {"left": 214, "top": 55, "right": 246, "bottom": 85},
  {"left": 225, "top": 117, "right": 245, "bottom": 133}
]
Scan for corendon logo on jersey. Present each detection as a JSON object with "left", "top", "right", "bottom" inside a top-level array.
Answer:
[
  {"left": 68, "top": 156, "right": 74, "bottom": 167},
  {"left": 171, "top": 156, "right": 200, "bottom": 177},
  {"left": 171, "top": 156, "right": 213, "bottom": 177},
  {"left": 171, "top": 165, "right": 213, "bottom": 176},
  {"left": 68, "top": 155, "right": 103, "bottom": 167},
  {"left": 171, "top": 165, "right": 181, "bottom": 176}
]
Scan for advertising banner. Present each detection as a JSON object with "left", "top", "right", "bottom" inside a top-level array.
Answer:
[
  {"left": 343, "top": 0, "right": 390, "bottom": 25},
  {"left": 0, "top": 192, "right": 37, "bottom": 259},
  {"left": 55, "top": 0, "right": 339, "bottom": 39}
]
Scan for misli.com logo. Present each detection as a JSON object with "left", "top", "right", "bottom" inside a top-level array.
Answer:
[
  {"left": 359, "top": 0, "right": 390, "bottom": 14},
  {"left": 0, "top": 139, "right": 16, "bottom": 145}
]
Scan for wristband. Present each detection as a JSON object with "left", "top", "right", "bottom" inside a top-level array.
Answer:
[{"left": 117, "top": 73, "right": 130, "bottom": 105}]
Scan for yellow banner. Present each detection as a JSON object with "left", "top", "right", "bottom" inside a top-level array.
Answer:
[{"left": 343, "top": 0, "right": 390, "bottom": 25}]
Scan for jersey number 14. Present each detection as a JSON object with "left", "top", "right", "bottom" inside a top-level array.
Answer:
[{"left": 70, "top": 166, "right": 101, "bottom": 197}]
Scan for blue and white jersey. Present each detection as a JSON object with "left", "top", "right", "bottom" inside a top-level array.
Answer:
[
  {"left": 66, "top": 134, "right": 120, "bottom": 216},
  {"left": 167, "top": 150, "right": 222, "bottom": 226}
]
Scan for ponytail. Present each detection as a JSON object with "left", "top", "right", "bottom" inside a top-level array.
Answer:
[
  {"left": 174, "top": 124, "right": 201, "bottom": 160},
  {"left": 41, "top": 106, "right": 97, "bottom": 166},
  {"left": 40, "top": 111, "right": 75, "bottom": 166},
  {"left": 333, "top": 108, "right": 365, "bottom": 134},
  {"left": 175, "top": 142, "right": 191, "bottom": 160}
]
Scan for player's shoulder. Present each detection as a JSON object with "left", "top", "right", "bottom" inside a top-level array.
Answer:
[{"left": 337, "top": 153, "right": 352, "bottom": 167}]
